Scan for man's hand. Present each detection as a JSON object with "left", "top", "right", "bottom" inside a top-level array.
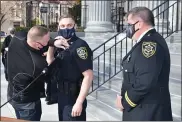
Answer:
[
  {"left": 116, "top": 94, "right": 124, "bottom": 111},
  {"left": 42, "top": 52, "right": 47, "bottom": 56},
  {"left": 46, "top": 47, "right": 55, "bottom": 65},
  {"left": 54, "top": 36, "right": 69, "bottom": 49},
  {"left": 71, "top": 101, "right": 83, "bottom": 117},
  {"left": 5, "top": 47, "right": 8, "bottom": 51},
  {"left": 47, "top": 57, "right": 55, "bottom": 65}
]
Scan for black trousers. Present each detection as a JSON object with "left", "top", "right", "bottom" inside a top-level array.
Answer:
[{"left": 58, "top": 92, "right": 87, "bottom": 121}]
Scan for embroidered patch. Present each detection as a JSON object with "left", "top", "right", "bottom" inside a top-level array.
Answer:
[
  {"left": 77, "top": 47, "right": 88, "bottom": 60},
  {"left": 142, "top": 42, "right": 157, "bottom": 58}
]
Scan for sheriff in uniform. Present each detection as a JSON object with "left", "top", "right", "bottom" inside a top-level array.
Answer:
[{"left": 116, "top": 7, "right": 173, "bottom": 121}]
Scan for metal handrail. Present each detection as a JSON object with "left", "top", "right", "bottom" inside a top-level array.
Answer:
[
  {"left": 89, "top": 0, "right": 179, "bottom": 95},
  {"left": 93, "top": 37, "right": 127, "bottom": 60},
  {"left": 152, "top": 1, "right": 169, "bottom": 12},
  {"left": 154, "top": 2, "right": 177, "bottom": 17},
  {"left": 92, "top": 31, "right": 123, "bottom": 52}
]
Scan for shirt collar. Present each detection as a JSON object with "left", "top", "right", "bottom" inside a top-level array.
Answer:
[{"left": 136, "top": 27, "right": 154, "bottom": 43}]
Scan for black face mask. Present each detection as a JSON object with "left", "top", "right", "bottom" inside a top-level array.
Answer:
[
  {"left": 36, "top": 42, "right": 48, "bottom": 54},
  {"left": 58, "top": 27, "right": 75, "bottom": 39},
  {"left": 126, "top": 21, "right": 139, "bottom": 39}
]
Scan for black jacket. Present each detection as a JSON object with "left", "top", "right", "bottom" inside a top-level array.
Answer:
[
  {"left": 7, "top": 36, "right": 47, "bottom": 103},
  {"left": 121, "top": 29, "right": 172, "bottom": 121}
]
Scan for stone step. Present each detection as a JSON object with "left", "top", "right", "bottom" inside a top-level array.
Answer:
[
  {"left": 93, "top": 46, "right": 130, "bottom": 58},
  {"left": 93, "top": 48, "right": 181, "bottom": 66},
  {"left": 90, "top": 76, "right": 181, "bottom": 121},
  {"left": 87, "top": 95, "right": 122, "bottom": 121},
  {"left": 92, "top": 56, "right": 181, "bottom": 81},
  {"left": 167, "top": 43, "right": 181, "bottom": 54},
  {"left": 93, "top": 61, "right": 123, "bottom": 79},
  {"left": 93, "top": 51, "right": 127, "bottom": 65},
  {"left": 92, "top": 61, "right": 181, "bottom": 98},
  {"left": 166, "top": 37, "right": 181, "bottom": 43},
  {"left": 93, "top": 62, "right": 181, "bottom": 95},
  {"left": 168, "top": 31, "right": 182, "bottom": 41},
  {"left": 170, "top": 54, "right": 181, "bottom": 65},
  {"left": 170, "top": 65, "right": 181, "bottom": 80}
]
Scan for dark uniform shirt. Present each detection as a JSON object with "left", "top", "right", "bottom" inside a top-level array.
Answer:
[
  {"left": 59, "top": 36, "right": 92, "bottom": 82},
  {"left": 121, "top": 29, "right": 172, "bottom": 120},
  {"left": 48, "top": 35, "right": 93, "bottom": 98}
]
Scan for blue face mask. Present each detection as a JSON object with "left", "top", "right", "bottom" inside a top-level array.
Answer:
[{"left": 58, "top": 27, "right": 75, "bottom": 39}]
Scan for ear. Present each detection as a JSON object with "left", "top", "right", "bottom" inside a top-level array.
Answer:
[{"left": 137, "top": 19, "right": 143, "bottom": 29}]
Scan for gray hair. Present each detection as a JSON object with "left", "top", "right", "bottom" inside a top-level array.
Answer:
[
  {"left": 127, "top": 7, "right": 155, "bottom": 26},
  {"left": 8, "top": 27, "right": 15, "bottom": 34}
]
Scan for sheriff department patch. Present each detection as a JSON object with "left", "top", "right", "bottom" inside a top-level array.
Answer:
[
  {"left": 77, "top": 47, "right": 88, "bottom": 60},
  {"left": 142, "top": 42, "right": 157, "bottom": 58}
]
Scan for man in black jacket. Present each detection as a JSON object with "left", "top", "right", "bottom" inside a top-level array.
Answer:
[
  {"left": 7, "top": 25, "right": 67, "bottom": 121},
  {"left": 1, "top": 27, "right": 15, "bottom": 81}
]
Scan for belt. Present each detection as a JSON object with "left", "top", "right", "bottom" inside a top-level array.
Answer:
[{"left": 58, "top": 81, "right": 80, "bottom": 96}]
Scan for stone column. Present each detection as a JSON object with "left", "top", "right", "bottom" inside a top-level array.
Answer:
[
  {"left": 81, "top": 0, "right": 87, "bottom": 28},
  {"left": 84, "top": 0, "right": 114, "bottom": 35},
  {"left": 177, "top": 0, "right": 181, "bottom": 31}
]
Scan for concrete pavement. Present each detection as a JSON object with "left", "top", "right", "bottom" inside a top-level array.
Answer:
[{"left": 0, "top": 63, "right": 96, "bottom": 121}]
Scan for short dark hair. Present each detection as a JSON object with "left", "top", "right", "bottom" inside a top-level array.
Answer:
[
  {"left": 59, "top": 13, "right": 75, "bottom": 21},
  {"left": 28, "top": 25, "right": 49, "bottom": 41},
  {"left": 127, "top": 7, "right": 155, "bottom": 26}
]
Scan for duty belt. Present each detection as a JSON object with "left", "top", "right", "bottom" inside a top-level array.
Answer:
[{"left": 58, "top": 81, "right": 80, "bottom": 96}]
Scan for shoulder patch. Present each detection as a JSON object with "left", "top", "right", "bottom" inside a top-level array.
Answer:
[
  {"left": 77, "top": 47, "right": 88, "bottom": 60},
  {"left": 142, "top": 41, "right": 157, "bottom": 58}
]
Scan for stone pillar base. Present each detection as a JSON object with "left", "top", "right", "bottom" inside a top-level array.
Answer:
[
  {"left": 84, "top": 32, "right": 116, "bottom": 39},
  {"left": 84, "top": 21, "right": 114, "bottom": 33}
]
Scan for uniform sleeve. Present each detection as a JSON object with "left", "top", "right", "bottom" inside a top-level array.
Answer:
[
  {"left": 122, "top": 41, "right": 163, "bottom": 111},
  {"left": 74, "top": 43, "right": 93, "bottom": 73},
  {"left": 48, "top": 37, "right": 56, "bottom": 47}
]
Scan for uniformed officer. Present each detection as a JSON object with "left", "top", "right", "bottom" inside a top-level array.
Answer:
[
  {"left": 1, "top": 27, "right": 15, "bottom": 81},
  {"left": 116, "top": 7, "right": 173, "bottom": 121},
  {"left": 46, "top": 14, "right": 93, "bottom": 121}
]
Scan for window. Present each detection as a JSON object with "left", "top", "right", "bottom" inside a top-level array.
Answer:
[{"left": 13, "top": 22, "right": 20, "bottom": 27}]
